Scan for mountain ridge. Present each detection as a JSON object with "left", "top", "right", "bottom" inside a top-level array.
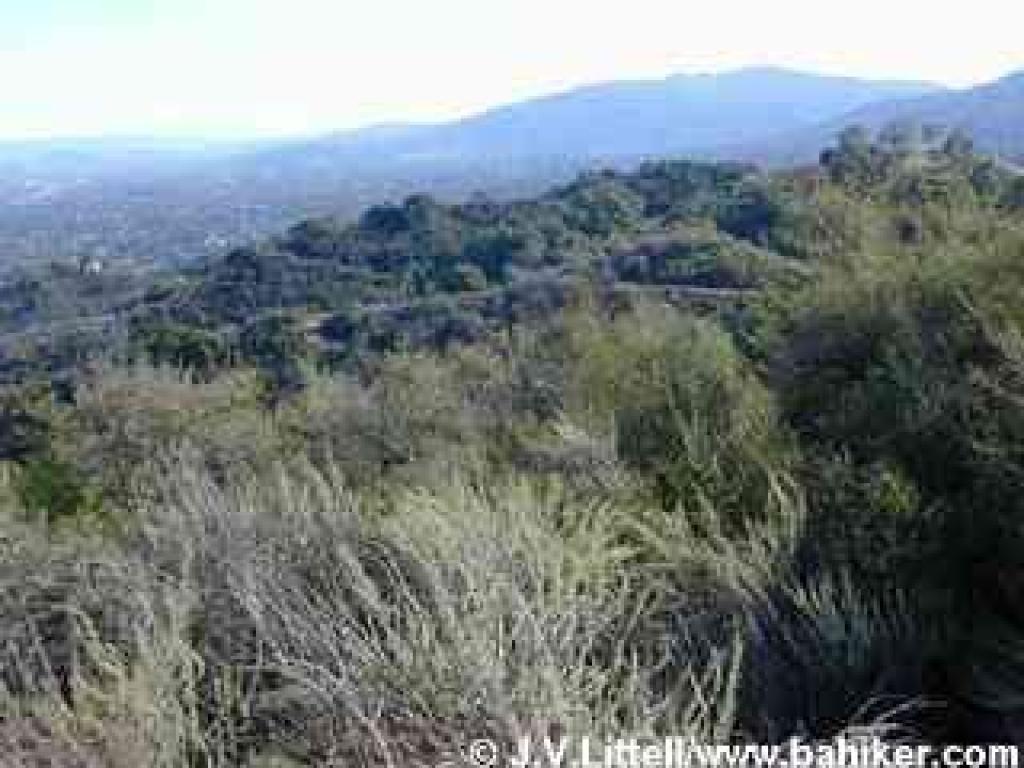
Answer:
[
  {"left": 270, "top": 67, "right": 943, "bottom": 165},
  {"left": 5, "top": 67, "right": 1024, "bottom": 268},
  {"left": 742, "top": 69, "right": 1024, "bottom": 164}
]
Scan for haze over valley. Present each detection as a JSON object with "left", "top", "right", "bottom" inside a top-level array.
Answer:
[{"left": 2, "top": 66, "right": 1023, "bottom": 267}]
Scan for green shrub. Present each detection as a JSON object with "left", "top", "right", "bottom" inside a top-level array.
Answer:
[
  {"left": 14, "top": 457, "right": 102, "bottom": 526},
  {"left": 138, "top": 323, "right": 228, "bottom": 374},
  {"left": 563, "top": 305, "right": 791, "bottom": 519}
]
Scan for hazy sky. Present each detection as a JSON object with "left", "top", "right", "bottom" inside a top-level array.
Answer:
[{"left": 1, "top": 0, "right": 1022, "bottom": 140}]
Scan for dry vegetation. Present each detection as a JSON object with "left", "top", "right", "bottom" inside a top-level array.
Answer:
[{"left": 3, "top": 137, "right": 1024, "bottom": 764}]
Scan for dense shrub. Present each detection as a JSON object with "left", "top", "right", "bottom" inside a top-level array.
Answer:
[
  {"left": 13, "top": 457, "right": 102, "bottom": 526},
  {"left": 4, "top": 142, "right": 1024, "bottom": 761},
  {"left": 559, "top": 305, "right": 791, "bottom": 518}
]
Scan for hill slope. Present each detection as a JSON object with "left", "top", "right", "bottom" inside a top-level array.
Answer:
[
  {"left": 747, "top": 70, "right": 1024, "bottom": 164},
  {"left": 0, "top": 68, "right": 951, "bottom": 268},
  {"left": 253, "top": 68, "right": 940, "bottom": 170}
]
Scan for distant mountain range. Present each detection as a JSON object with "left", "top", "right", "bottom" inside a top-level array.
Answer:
[
  {"left": 0, "top": 67, "right": 948, "bottom": 180},
  {"left": 6, "top": 67, "right": 1024, "bottom": 180},
  {"left": 237, "top": 68, "right": 942, "bottom": 176},
  {"left": 0, "top": 66, "right": 1021, "bottom": 266}
]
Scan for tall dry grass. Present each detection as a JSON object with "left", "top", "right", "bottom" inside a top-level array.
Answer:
[{"left": 0, "top": 452, "right": 925, "bottom": 766}]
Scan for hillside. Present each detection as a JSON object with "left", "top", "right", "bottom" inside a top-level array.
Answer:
[
  {"left": 0, "top": 68, "right": 941, "bottom": 268},
  {"left": 7, "top": 117, "right": 1024, "bottom": 768},
  {"left": 747, "top": 70, "right": 1024, "bottom": 164},
  {"left": 9, "top": 68, "right": 1024, "bottom": 275},
  {"left": 3, "top": 132, "right": 1022, "bottom": 383},
  {"left": 4, "top": 137, "right": 1024, "bottom": 762},
  {"left": 258, "top": 67, "right": 939, "bottom": 167}
]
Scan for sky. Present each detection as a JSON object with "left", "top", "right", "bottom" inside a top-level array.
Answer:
[{"left": 0, "top": 0, "right": 1022, "bottom": 140}]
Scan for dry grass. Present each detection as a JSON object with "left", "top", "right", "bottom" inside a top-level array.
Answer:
[{"left": 0, "top": 450, "right": 930, "bottom": 766}]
